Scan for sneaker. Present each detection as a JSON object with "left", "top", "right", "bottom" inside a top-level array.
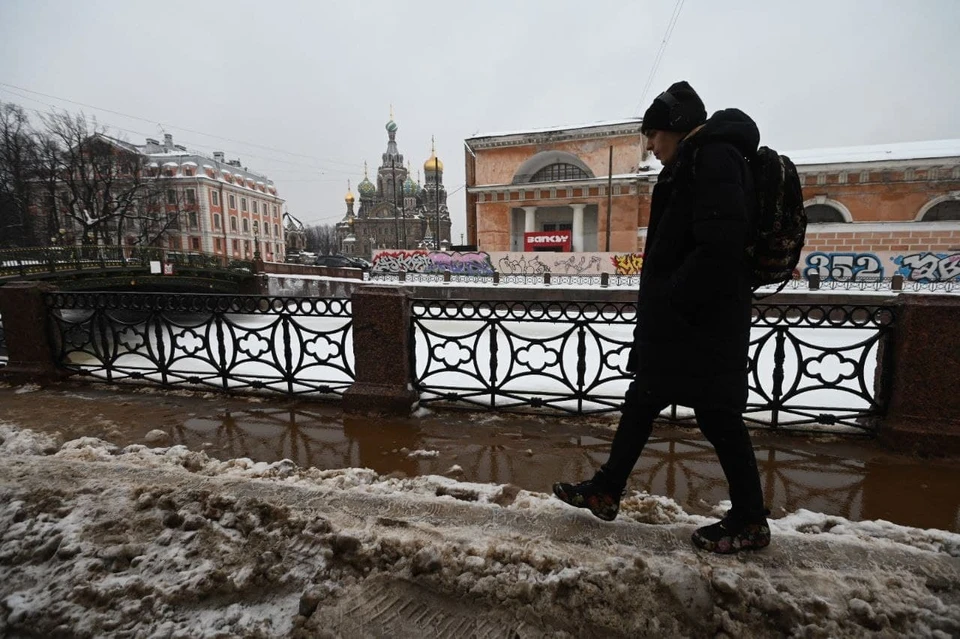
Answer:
[
  {"left": 692, "top": 510, "right": 771, "bottom": 554},
  {"left": 552, "top": 474, "right": 622, "bottom": 522}
]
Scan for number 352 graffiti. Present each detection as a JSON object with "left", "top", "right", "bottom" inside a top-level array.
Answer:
[
  {"left": 804, "top": 251, "right": 960, "bottom": 282},
  {"left": 804, "top": 252, "right": 883, "bottom": 281}
]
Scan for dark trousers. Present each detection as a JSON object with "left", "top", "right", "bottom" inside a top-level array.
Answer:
[{"left": 600, "top": 383, "right": 766, "bottom": 518}]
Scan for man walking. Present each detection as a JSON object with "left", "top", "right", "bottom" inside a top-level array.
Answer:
[{"left": 553, "top": 81, "right": 770, "bottom": 554}]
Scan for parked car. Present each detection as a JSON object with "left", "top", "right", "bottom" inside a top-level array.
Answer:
[{"left": 314, "top": 254, "right": 370, "bottom": 271}]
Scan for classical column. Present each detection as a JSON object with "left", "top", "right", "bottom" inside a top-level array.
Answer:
[
  {"left": 522, "top": 206, "right": 537, "bottom": 233},
  {"left": 571, "top": 203, "right": 585, "bottom": 252}
]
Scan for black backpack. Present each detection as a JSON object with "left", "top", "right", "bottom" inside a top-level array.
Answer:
[{"left": 746, "top": 146, "right": 807, "bottom": 292}]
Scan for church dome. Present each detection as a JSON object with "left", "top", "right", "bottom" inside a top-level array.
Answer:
[
  {"left": 358, "top": 176, "right": 376, "bottom": 198},
  {"left": 424, "top": 136, "right": 442, "bottom": 172},
  {"left": 424, "top": 153, "right": 443, "bottom": 172},
  {"left": 385, "top": 119, "right": 398, "bottom": 133},
  {"left": 403, "top": 174, "right": 418, "bottom": 196}
]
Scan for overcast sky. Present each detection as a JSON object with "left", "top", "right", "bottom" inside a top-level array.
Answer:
[{"left": 2, "top": 0, "right": 958, "bottom": 241}]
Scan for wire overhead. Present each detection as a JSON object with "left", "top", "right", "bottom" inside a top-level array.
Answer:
[
  {"left": 633, "top": 0, "right": 686, "bottom": 116},
  {"left": 0, "top": 81, "right": 363, "bottom": 171}
]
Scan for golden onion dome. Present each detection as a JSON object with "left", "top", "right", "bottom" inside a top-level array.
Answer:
[
  {"left": 424, "top": 135, "right": 443, "bottom": 172},
  {"left": 424, "top": 154, "right": 443, "bottom": 172},
  {"left": 344, "top": 180, "right": 355, "bottom": 203}
]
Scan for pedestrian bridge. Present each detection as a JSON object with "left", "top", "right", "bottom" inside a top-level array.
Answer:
[{"left": 0, "top": 246, "right": 258, "bottom": 293}]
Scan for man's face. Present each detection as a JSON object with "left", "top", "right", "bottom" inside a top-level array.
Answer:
[{"left": 645, "top": 130, "right": 685, "bottom": 166}]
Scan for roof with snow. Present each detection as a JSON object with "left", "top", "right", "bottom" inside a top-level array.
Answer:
[
  {"left": 469, "top": 118, "right": 643, "bottom": 140},
  {"left": 787, "top": 139, "right": 960, "bottom": 167},
  {"left": 467, "top": 118, "right": 644, "bottom": 148}
]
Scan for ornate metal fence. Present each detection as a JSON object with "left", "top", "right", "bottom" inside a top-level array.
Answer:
[
  {"left": 0, "top": 246, "right": 254, "bottom": 279},
  {"left": 411, "top": 299, "right": 896, "bottom": 432},
  {"left": 44, "top": 292, "right": 354, "bottom": 396}
]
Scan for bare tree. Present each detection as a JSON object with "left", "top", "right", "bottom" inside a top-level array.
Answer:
[
  {"left": 0, "top": 102, "right": 40, "bottom": 247},
  {"left": 305, "top": 223, "right": 338, "bottom": 255},
  {"left": 39, "top": 110, "right": 185, "bottom": 251}
]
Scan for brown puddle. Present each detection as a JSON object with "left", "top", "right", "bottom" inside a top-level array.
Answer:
[{"left": 1, "top": 382, "right": 957, "bottom": 532}]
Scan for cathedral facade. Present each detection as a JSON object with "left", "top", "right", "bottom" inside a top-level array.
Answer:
[{"left": 337, "top": 115, "right": 452, "bottom": 258}]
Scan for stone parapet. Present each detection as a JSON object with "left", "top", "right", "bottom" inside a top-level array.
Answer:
[
  {"left": 879, "top": 294, "right": 960, "bottom": 455},
  {"left": 342, "top": 286, "right": 418, "bottom": 415}
]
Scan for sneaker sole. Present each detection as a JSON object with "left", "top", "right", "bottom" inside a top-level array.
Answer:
[{"left": 552, "top": 484, "right": 618, "bottom": 522}]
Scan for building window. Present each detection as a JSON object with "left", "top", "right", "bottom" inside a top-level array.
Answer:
[
  {"left": 242, "top": 218, "right": 250, "bottom": 233},
  {"left": 212, "top": 191, "right": 219, "bottom": 206},
  {"left": 273, "top": 206, "right": 278, "bottom": 216},
  {"left": 263, "top": 223, "right": 269, "bottom": 236},
  {"left": 229, "top": 194, "right": 236, "bottom": 209},
  {"left": 274, "top": 223, "right": 279, "bottom": 236},
  {"left": 166, "top": 189, "right": 177, "bottom": 205},
  {"left": 253, "top": 220, "right": 260, "bottom": 235},
  {"left": 214, "top": 238, "right": 222, "bottom": 251},
  {"left": 253, "top": 201, "right": 258, "bottom": 214},
  {"left": 529, "top": 163, "right": 591, "bottom": 183},
  {"left": 213, "top": 213, "right": 221, "bottom": 230},
  {"left": 186, "top": 189, "right": 196, "bottom": 205},
  {"left": 230, "top": 216, "right": 238, "bottom": 232},
  {"left": 244, "top": 240, "right": 250, "bottom": 256},
  {"left": 921, "top": 200, "right": 960, "bottom": 221},
  {"left": 188, "top": 211, "right": 198, "bottom": 229},
  {"left": 232, "top": 239, "right": 239, "bottom": 254},
  {"left": 191, "top": 237, "right": 200, "bottom": 251},
  {"left": 241, "top": 197, "right": 247, "bottom": 212},
  {"left": 805, "top": 204, "right": 847, "bottom": 224}
]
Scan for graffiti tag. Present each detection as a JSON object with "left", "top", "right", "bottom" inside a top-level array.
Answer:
[
  {"left": 497, "top": 255, "right": 550, "bottom": 275},
  {"left": 371, "top": 250, "right": 432, "bottom": 273},
  {"left": 611, "top": 253, "right": 644, "bottom": 275},
  {"left": 424, "top": 252, "right": 495, "bottom": 276},
  {"left": 554, "top": 255, "right": 603, "bottom": 274},
  {"left": 804, "top": 252, "right": 884, "bottom": 281},
  {"left": 891, "top": 252, "right": 960, "bottom": 282}
]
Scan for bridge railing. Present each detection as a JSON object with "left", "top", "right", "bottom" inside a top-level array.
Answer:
[
  {"left": 0, "top": 285, "right": 956, "bottom": 449},
  {"left": 43, "top": 291, "right": 353, "bottom": 396},
  {"left": 0, "top": 246, "right": 255, "bottom": 278}
]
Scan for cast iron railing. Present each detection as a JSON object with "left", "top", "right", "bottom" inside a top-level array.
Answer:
[
  {"left": 1, "top": 246, "right": 254, "bottom": 279},
  {"left": 411, "top": 299, "right": 896, "bottom": 432},
  {"left": 44, "top": 292, "right": 353, "bottom": 396}
]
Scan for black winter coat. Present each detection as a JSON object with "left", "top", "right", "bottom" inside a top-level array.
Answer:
[{"left": 629, "top": 109, "right": 760, "bottom": 412}]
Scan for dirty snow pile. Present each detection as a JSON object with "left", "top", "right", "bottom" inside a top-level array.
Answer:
[{"left": 1, "top": 423, "right": 959, "bottom": 638}]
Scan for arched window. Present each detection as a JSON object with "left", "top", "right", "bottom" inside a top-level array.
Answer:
[
  {"left": 512, "top": 150, "right": 595, "bottom": 184},
  {"left": 529, "top": 163, "right": 591, "bottom": 183},
  {"left": 921, "top": 200, "right": 960, "bottom": 221},
  {"left": 805, "top": 204, "right": 847, "bottom": 224}
]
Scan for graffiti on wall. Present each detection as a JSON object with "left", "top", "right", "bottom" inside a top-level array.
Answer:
[
  {"left": 496, "top": 254, "right": 550, "bottom": 275},
  {"left": 425, "top": 251, "right": 495, "bottom": 276},
  {"left": 554, "top": 255, "right": 603, "bottom": 274},
  {"left": 803, "top": 252, "right": 884, "bottom": 281},
  {"left": 799, "top": 251, "right": 960, "bottom": 282},
  {"left": 611, "top": 253, "right": 644, "bottom": 275},
  {"left": 892, "top": 252, "right": 960, "bottom": 282},
  {"left": 371, "top": 250, "right": 432, "bottom": 273},
  {"left": 370, "top": 249, "right": 960, "bottom": 283},
  {"left": 371, "top": 250, "right": 495, "bottom": 276}
]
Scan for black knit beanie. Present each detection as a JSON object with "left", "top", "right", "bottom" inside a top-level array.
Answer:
[{"left": 640, "top": 81, "right": 707, "bottom": 134}]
